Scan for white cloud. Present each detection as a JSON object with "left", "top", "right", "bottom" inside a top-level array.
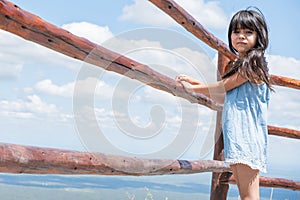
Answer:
[
  {"left": 268, "top": 136, "right": 300, "bottom": 174},
  {"left": 266, "top": 54, "right": 300, "bottom": 129},
  {"left": 267, "top": 54, "right": 300, "bottom": 80},
  {"left": 101, "top": 37, "right": 163, "bottom": 58},
  {"left": 35, "top": 79, "right": 74, "bottom": 97},
  {"left": 0, "top": 94, "right": 75, "bottom": 128},
  {"left": 0, "top": 63, "right": 22, "bottom": 79},
  {"left": 266, "top": 54, "right": 300, "bottom": 174},
  {"left": 0, "top": 22, "right": 115, "bottom": 76},
  {"left": 108, "top": 41, "right": 216, "bottom": 82},
  {"left": 172, "top": 47, "right": 217, "bottom": 82},
  {"left": 119, "top": 0, "right": 228, "bottom": 29},
  {"left": 120, "top": 0, "right": 175, "bottom": 26},
  {"left": 0, "top": 95, "right": 58, "bottom": 119},
  {"left": 76, "top": 77, "right": 115, "bottom": 99},
  {"left": 35, "top": 77, "right": 113, "bottom": 99},
  {"left": 268, "top": 87, "right": 300, "bottom": 129},
  {"left": 0, "top": 29, "right": 81, "bottom": 75},
  {"left": 61, "top": 22, "right": 114, "bottom": 45}
]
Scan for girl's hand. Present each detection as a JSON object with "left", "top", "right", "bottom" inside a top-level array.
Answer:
[
  {"left": 175, "top": 74, "right": 202, "bottom": 85},
  {"left": 175, "top": 74, "right": 202, "bottom": 93}
]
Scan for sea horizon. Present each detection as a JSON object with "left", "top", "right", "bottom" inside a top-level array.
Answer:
[{"left": 0, "top": 173, "right": 298, "bottom": 200}]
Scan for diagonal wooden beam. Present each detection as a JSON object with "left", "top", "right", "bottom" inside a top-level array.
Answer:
[
  {"left": 0, "top": 0, "right": 222, "bottom": 111},
  {"left": 270, "top": 74, "right": 300, "bottom": 90},
  {"left": 148, "top": 0, "right": 300, "bottom": 90},
  {"left": 0, "top": 143, "right": 230, "bottom": 175},
  {"left": 149, "top": 0, "right": 236, "bottom": 61},
  {"left": 268, "top": 125, "right": 300, "bottom": 139}
]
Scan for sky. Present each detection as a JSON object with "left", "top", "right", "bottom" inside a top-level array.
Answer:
[{"left": 0, "top": 0, "right": 299, "bottom": 192}]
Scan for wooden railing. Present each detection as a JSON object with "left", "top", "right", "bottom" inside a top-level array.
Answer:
[{"left": 0, "top": 0, "right": 299, "bottom": 199}]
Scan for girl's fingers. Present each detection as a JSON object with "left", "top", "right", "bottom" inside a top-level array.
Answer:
[{"left": 175, "top": 74, "right": 187, "bottom": 82}]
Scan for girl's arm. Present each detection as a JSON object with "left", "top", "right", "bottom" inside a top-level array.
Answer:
[{"left": 176, "top": 73, "right": 247, "bottom": 101}]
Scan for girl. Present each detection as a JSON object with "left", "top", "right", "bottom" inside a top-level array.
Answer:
[{"left": 176, "top": 9, "right": 272, "bottom": 200}]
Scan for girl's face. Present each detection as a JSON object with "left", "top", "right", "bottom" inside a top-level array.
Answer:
[{"left": 231, "top": 28, "right": 257, "bottom": 56}]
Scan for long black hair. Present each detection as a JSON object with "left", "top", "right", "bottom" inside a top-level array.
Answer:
[{"left": 223, "top": 9, "right": 273, "bottom": 90}]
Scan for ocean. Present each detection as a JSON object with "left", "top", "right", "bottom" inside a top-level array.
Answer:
[{"left": 0, "top": 173, "right": 299, "bottom": 200}]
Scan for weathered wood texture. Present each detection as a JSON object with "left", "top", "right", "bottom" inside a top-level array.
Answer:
[
  {"left": 149, "top": 0, "right": 300, "bottom": 90},
  {"left": 0, "top": 0, "right": 222, "bottom": 111},
  {"left": 221, "top": 174, "right": 300, "bottom": 191},
  {"left": 0, "top": 142, "right": 299, "bottom": 191},
  {"left": 210, "top": 53, "right": 229, "bottom": 200},
  {"left": 0, "top": 143, "right": 230, "bottom": 175}
]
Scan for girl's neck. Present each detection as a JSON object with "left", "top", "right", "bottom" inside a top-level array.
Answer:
[{"left": 237, "top": 52, "right": 247, "bottom": 58}]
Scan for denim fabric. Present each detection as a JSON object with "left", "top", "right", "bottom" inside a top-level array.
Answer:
[{"left": 222, "top": 81, "right": 270, "bottom": 173}]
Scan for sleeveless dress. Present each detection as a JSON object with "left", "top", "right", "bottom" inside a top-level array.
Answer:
[{"left": 222, "top": 81, "right": 270, "bottom": 173}]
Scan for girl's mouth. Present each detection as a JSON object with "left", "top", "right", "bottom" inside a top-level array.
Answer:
[{"left": 237, "top": 42, "right": 247, "bottom": 45}]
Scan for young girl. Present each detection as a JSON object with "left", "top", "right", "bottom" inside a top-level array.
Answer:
[{"left": 176, "top": 9, "right": 272, "bottom": 199}]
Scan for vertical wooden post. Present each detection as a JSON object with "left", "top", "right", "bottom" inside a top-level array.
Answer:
[{"left": 210, "top": 52, "right": 230, "bottom": 200}]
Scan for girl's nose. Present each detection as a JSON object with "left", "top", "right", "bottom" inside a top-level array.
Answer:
[{"left": 238, "top": 33, "right": 245, "bottom": 39}]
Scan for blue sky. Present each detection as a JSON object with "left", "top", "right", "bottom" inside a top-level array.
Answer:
[{"left": 0, "top": 0, "right": 299, "bottom": 192}]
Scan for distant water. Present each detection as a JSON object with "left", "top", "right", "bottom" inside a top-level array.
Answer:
[{"left": 0, "top": 173, "right": 299, "bottom": 200}]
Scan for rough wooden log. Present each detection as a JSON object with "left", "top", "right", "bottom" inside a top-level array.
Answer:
[
  {"left": 210, "top": 53, "right": 229, "bottom": 200},
  {"left": 149, "top": 0, "right": 235, "bottom": 61},
  {"left": 0, "top": 143, "right": 230, "bottom": 175},
  {"left": 270, "top": 74, "right": 300, "bottom": 90},
  {"left": 221, "top": 174, "right": 300, "bottom": 191},
  {"left": 2, "top": 142, "right": 298, "bottom": 191},
  {"left": 149, "top": 0, "right": 300, "bottom": 90},
  {"left": 268, "top": 125, "right": 300, "bottom": 139},
  {"left": 0, "top": 0, "right": 222, "bottom": 111}
]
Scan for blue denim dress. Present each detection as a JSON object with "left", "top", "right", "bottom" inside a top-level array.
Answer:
[{"left": 222, "top": 81, "right": 270, "bottom": 173}]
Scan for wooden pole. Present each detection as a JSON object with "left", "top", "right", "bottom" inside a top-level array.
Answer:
[{"left": 210, "top": 52, "right": 230, "bottom": 200}]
